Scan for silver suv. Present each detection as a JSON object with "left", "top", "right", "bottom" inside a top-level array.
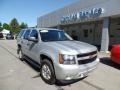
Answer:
[{"left": 17, "top": 28, "right": 99, "bottom": 85}]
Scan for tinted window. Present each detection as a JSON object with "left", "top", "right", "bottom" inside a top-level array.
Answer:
[
  {"left": 23, "top": 30, "right": 31, "bottom": 40},
  {"left": 18, "top": 30, "right": 25, "bottom": 38},
  {"left": 40, "top": 30, "right": 72, "bottom": 42},
  {"left": 30, "top": 30, "right": 38, "bottom": 39}
]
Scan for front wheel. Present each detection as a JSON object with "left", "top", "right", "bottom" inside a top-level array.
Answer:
[{"left": 40, "top": 59, "right": 56, "bottom": 85}]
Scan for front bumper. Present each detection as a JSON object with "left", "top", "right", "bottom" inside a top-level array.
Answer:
[{"left": 55, "top": 58, "right": 99, "bottom": 80}]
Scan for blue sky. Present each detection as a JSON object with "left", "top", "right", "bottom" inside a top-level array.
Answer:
[{"left": 0, "top": 0, "right": 79, "bottom": 27}]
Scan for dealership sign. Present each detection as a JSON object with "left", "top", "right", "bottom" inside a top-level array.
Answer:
[{"left": 60, "top": 8, "right": 104, "bottom": 24}]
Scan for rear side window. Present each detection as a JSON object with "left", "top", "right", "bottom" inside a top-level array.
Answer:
[
  {"left": 23, "top": 30, "right": 31, "bottom": 40},
  {"left": 18, "top": 30, "right": 25, "bottom": 38},
  {"left": 30, "top": 30, "right": 38, "bottom": 39}
]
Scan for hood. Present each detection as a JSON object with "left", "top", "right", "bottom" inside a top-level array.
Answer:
[{"left": 43, "top": 41, "right": 97, "bottom": 55}]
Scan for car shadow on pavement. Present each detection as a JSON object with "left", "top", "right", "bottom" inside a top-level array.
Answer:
[
  {"left": 22, "top": 59, "right": 40, "bottom": 72},
  {"left": 100, "top": 57, "right": 120, "bottom": 70},
  {"left": 55, "top": 78, "right": 85, "bottom": 90},
  {"left": 22, "top": 59, "right": 41, "bottom": 78}
]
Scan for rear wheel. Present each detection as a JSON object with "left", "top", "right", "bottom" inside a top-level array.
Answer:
[
  {"left": 18, "top": 48, "right": 24, "bottom": 61},
  {"left": 40, "top": 59, "right": 56, "bottom": 85}
]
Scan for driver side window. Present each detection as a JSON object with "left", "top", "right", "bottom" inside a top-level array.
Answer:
[{"left": 30, "top": 30, "right": 38, "bottom": 39}]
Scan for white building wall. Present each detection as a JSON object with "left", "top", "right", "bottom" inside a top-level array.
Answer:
[
  {"left": 37, "top": 0, "right": 120, "bottom": 51},
  {"left": 37, "top": 0, "right": 120, "bottom": 28}
]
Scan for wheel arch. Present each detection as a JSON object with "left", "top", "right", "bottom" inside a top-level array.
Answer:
[
  {"left": 40, "top": 54, "right": 56, "bottom": 74},
  {"left": 40, "top": 54, "right": 54, "bottom": 65}
]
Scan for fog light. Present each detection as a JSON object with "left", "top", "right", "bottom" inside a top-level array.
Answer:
[{"left": 80, "top": 74, "right": 84, "bottom": 78}]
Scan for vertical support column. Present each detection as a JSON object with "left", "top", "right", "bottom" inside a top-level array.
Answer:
[{"left": 101, "top": 18, "right": 109, "bottom": 52}]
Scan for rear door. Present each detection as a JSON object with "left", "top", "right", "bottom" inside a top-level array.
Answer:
[
  {"left": 22, "top": 29, "right": 31, "bottom": 56},
  {"left": 17, "top": 30, "right": 25, "bottom": 43}
]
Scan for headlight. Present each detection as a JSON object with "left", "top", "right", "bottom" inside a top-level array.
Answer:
[{"left": 59, "top": 54, "right": 76, "bottom": 64}]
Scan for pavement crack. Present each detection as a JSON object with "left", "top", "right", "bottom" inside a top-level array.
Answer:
[
  {"left": 55, "top": 86, "right": 65, "bottom": 90},
  {"left": 0, "top": 44, "right": 18, "bottom": 59},
  {"left": 82, "top": 80, "right": 104, "bottom": 90}
]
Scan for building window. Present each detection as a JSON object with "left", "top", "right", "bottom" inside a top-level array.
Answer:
[
  {"left": 90, "top": 29, "right": 92, "bottom": 33},
  {"left": 84, "top": 29, "right": 88, "bottom": 38},
  {"left": 71, "top": 30, "right": 78, "bottom": 40}
]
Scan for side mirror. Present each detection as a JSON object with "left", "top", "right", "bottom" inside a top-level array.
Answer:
[{"left": 28, "top": 37, "right": 38, "bottom": 42}]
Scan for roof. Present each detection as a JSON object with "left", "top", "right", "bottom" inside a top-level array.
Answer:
[{"left": 22, "top": 28, "right": 63, "bottom": 31}]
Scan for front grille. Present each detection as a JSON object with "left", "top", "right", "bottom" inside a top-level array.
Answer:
[
  {"left": 78, "top": 56, "right": 97, "bottom": 65},
  {"left": 77, "top": 51, "right": 97, "bottom": 58}
]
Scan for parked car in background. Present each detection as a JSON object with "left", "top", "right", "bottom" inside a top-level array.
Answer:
[
  {"left": 0, "top": 33, "right": 3, "bottom": 39},
  {"left": 6, "top": 34, "right": 14, "bottom": 40},
  {"left": 17, "top": 28, "right": 99, "bottom": 85},
  {"left": 111, "top": 44, "right": 120, "bottom": 64}
]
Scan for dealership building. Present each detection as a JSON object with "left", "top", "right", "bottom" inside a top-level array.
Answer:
[{"left": 37, "top": 0, "right": 120, "bottom": 52}]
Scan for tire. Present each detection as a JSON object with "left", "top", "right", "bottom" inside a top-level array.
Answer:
[
  {"left": 40, "top": 59, "right": 56, "bottom": 85},
  {"left": 18, "top": 48, "right": 24, "bottom": 61}
]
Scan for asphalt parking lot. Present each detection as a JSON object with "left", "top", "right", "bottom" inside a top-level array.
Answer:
[{"left": 0, "top": 40, "right": 120, "bottom": 90}]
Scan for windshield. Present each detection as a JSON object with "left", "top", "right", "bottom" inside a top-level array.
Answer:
[{"left": 40, "top": 30, "right": 72, "bottom": 42}]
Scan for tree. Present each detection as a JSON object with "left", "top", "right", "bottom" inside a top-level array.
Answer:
[
  {"left": 3, "top": 23, "right": 10, "bottom": 30},
  {"left": 20, "top": 22, "right": 28, "bottom": 29},
  {"left": 0, "top": 22, "right": 3, "bottom": 31},
  {"left": 9, "top": 18, "right": 20, "bottom": 34}
]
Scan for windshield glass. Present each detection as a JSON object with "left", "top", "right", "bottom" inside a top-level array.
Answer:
[{"left": 40, "top": 30, "right": 72, "bottom": 42}]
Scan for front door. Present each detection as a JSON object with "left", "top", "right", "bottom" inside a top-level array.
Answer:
[{"left": 28, "top": 29, "right": 40, "bottom": 63}]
